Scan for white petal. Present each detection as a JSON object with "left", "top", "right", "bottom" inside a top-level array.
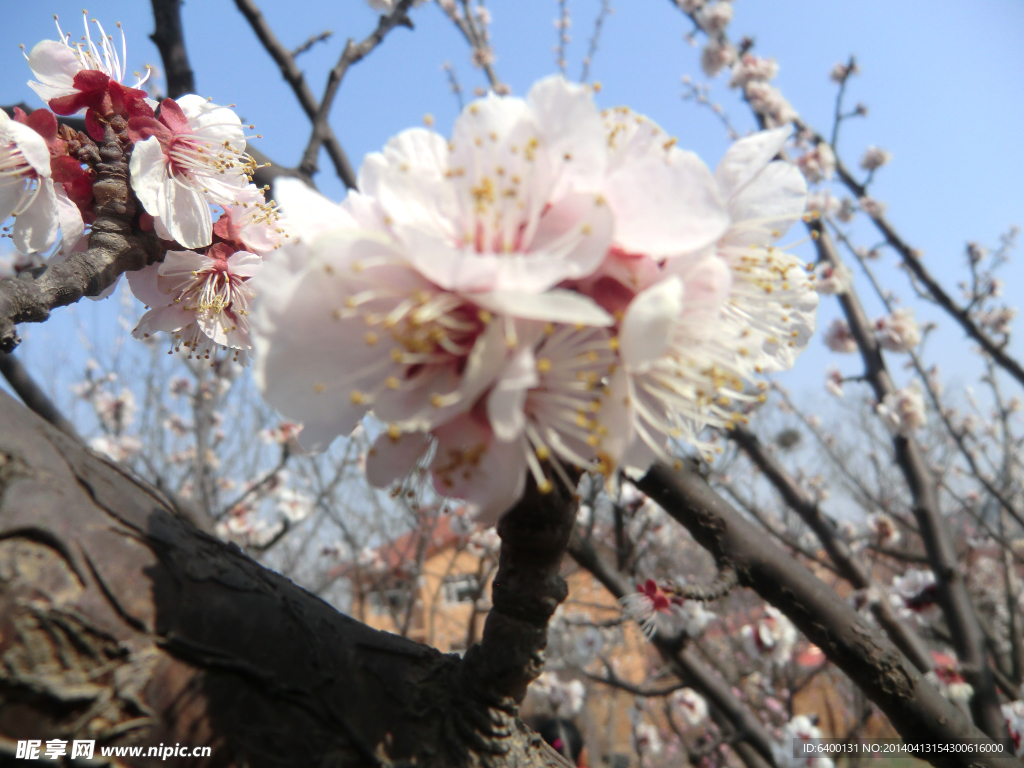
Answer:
[
  {"left": 160, "top": 176, "right": 213, "bottom": 249},
  {"left": 607, "top": 148, "right": 729, "bottom": 257},
  {"left": 359, "top": 128, "right": 457, "bottom": 240},
  {"left": 724, "top": 161, "right": 807, "bottom": 246},
  {"left": 528, "top": 76, "right": 606, "bottom": 192},
  {"left": 620, "top": 276, "right": 684, "bottom": 371},
  {"left": 127, "top": 262, "right": 166, "bottom": 307},
  {"left": 487, "top": 345, "right": 538, "bottom": 442},
  {"left": 0, "top": 178, "right": 29, "bottom": 222},
  {"left": 715, "top": 126, "right": 791, "bottom": 201},
  {"left": 13, "top": 178, "right": 59, "bottom": 253},
  {"left": 430, "top": 414, "right": 527, "bottom": 525},
  {"left": 226, "top": 250, "right": 262, "bottom": 278},
  {"left": 54, "top": 184, "right": 84, "bottom": 254},
  {"left": 471, "top": 289, "right": 613, "bottom": 326},
  {"left": 274, "top": 177, "right": 357, "bottom": 241},
  {"left": 26, "top": 40, "right": 80, "bottom": 103},
  {"left": 128, "top": 136, "right": 167, "bottom": 219},
  {"left": 365, "top": 430, "right": 431, "bottom": 487},
  {"left": 4, "top": 120, "right": 52, "bottom": 177}
]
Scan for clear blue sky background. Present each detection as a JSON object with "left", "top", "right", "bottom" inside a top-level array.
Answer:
[{"left": 2, "top": 0, "right": 1022, "bottom": 415}]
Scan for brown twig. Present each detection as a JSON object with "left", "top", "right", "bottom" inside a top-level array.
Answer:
[
  {"left": 149, "top": 0, "right": 195, "bottom": 98},
  {"left": 233, "top": 0, "right": 359, "bottom": 189},
  {"left": 298, "top": 1, "right": 415, "bottom": 178}
]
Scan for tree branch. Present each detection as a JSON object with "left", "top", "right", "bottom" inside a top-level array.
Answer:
[
  {"left": 149, "top": 0, "right": 195, "bottom": 98},
  {"left": 298, "top": 1, "right": 415, "bottom": 178},
  {"left": 729, "top": 426, "right": 934, "bottom": 673},
  {"left": 0, "top": 124, "right": 162, "bottom": 353},
  {"left": 809, "top": 220, "right": 1008, "bottom": 742},
  {"left": 0, "top": 352, "right": 78, "bottom": 439},
  {"left": 567, "top": 531, "right": 778, "bottom": 768},
  {"left": 636, "top": 461, "right": 1012, "bottom": 768},
  {"left": 0, "top": 389, "right": 572, "bottom": 766},
  {"left": 233, "top": 0, "right": 359, "bottom": 189}
]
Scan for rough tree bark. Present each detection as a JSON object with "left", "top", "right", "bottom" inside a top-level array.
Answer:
[{"left": 0, "top": 390, "right": 573, "bottom": 767}]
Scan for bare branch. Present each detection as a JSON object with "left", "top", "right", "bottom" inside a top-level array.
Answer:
[
  {"left": 149, "top": 0, "right": 196, "bottom": 98},
  {"left": 636, "top": 461, "right": 1011, "bottom": 765},
  {"left": 729, "top": 426, "right": 934, "bottom": 673},
  {"left": 233, "top": 0, "right": 359, "bottom": 189},
  {"left": 298, "top": 2, "right": 416, "bottom": 178},
  {"left": 292, "top": 30, "right": 333, "bottom": 59}
]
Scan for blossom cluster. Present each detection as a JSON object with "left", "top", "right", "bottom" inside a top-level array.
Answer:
[
  {"left": 251, "top": 77, "right": 817, "bottom": 521},
  {"left": 4, "top": 15, "right": 282, "bottom": 365}
]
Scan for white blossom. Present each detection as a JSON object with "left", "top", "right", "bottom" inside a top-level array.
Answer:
[
  {"left": 875, "top": 307, "right": 921, "bottom": 353},
  {"left": 876, "top": 383, "right": 926, "bottom": 436},
  {"left": 860, "top": 146, "right": 892, "bottom": 171},
  {"left": 823, "top": 318, "right": 858, "bottom": 353}
]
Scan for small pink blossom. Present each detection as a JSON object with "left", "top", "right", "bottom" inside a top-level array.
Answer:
[
  {"left": 860, "top": 146, "right": 892, "bottom": 171},
  {"left": 823, "top": 318, "right": 858, "bottom": 353},
  {"left": 795, "top": 143, "right": 836, "bottom": 184},
  {"left": 729, "top": 54, "right": 778, "bottom": 88},
  {"left": 128, "top": 242, "right": 262, "bottom": 364},
  {"left": 128, "top": 96, "right": 253, "bottom": 248},
  {"left": 876, "top": 383, "right": 926, "bottom": 436},
  {"left": 859, "top": 196, "right": 887, "bottom": 218},
  {"left": 875, "top": 307, "right": 921, "bottom": 353},
  {"left": 25, "top": 14, "right": 154, "bottom": 140},
  {"left": 825, "top": 368, "right": 844, "bottom": 397},
  {"left": 700, "top": 39, "right": 737, "bottom": 77}
]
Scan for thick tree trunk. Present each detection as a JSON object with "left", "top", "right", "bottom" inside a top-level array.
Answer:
[{"left": 0, "top": 391, "right": 569, "bottom": 767}]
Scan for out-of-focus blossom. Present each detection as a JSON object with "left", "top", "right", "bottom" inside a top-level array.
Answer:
[
  {"left": 891, "top": 568, "right": 940, "bottom": 620},
  {"left": 814, "top": 262, "right": 852, "bottom": 295},
  {"left": 978, "top": 306, "right": 1015, "bottom": 336},
  {"left": 795, "top": 143, "right": 836, "bottom": 184},
  {"left": 93, "top": 388, "right": 136, "bottom": 432},
  {"left": 729, "top": 54, "right": 778, "bottom": 89},
  {"left": 670, "top": 688, "right": 708, "bottom": 727},
  {"left": 695, "top": 2, "right": 733, "bottom": 34},
  {"left": 825, "top": 367, "right": 844, "bottom": 397},
  {"left": 774, "top": 715, "right": 834, "bottom": 768},
  {"left": 829, "top": 60, "right": 860, "bottom": 83},
  {"left": 928, "top": 651, "right": 974, "bottom": 702},
  {"left": 867, "top": 513, "right": 901, "bottom": 548},
  {"left": 875, "top": 307, "right": 921, "bottom": 353},
  {"left": 275, "top": 487, "right": 313, "bottom": 523},
  {"left": 89, "top": 434, "right": 142, "bottom": 462},
  {"left": 467, "top": 525, "right": 501, "bottom": 557},
  {"left": 858, "top": 196, "right": 887, "bottom": 218},
  {"left": 633, "top": 720, "right": 664, "bottom": 756},
  {"left": 876, "top": 383, "right": 926, "bottom": 436},
  {"left": 531, "top": 671, "right": 586, "bottom": 717},
  {"left": 1003, "top": 701, "right": 1024, "bottom": 756},
  {"left": 621, "top": 579, "right": 672, "bottom": 640},
  {"left": 741, "top": 606, "right": 797, "bottom": 666},
  {"left": 860, "top": 146, "right": 892, "bottom": 172},
  {"left": 700, "top": 39, "right": 737, "bottom": 77},
  {"left": 743, "top": 81, "right": 798, "bottom": 125},
  {"left": 823, "top": 318, "right": 858, "bottom": 353},
  {"left": 367, "top": 0, "right": 427, "bottom": 11},
  {"left": 260, "top": 421, "right": 304, "bottom": 447},
  {"left": 676, "top": 599, "right": 716, "bottom": 637}
]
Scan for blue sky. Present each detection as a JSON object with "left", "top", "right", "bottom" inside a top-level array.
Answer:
[{"left": 2, "top": 0, "right": 1022, "bottom": 412}]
